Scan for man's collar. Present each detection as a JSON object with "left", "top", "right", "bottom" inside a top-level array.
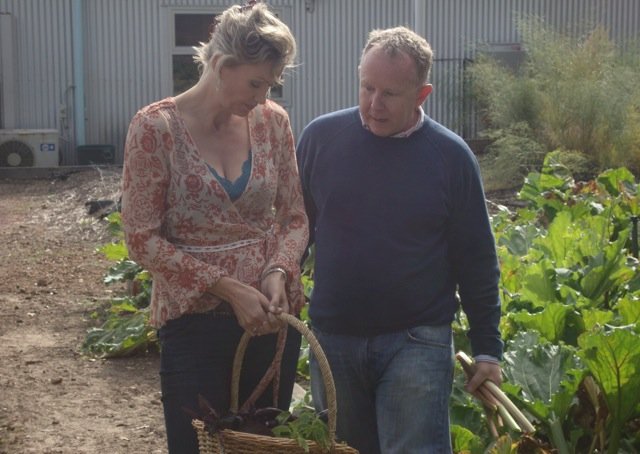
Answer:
[
  {"left": 392, "top": 107, "right": 426, "bottom": 138},
  {"left": 360, "top": 107, "right": 426, "bottom": 138}
]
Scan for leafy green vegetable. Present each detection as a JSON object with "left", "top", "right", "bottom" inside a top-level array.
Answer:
[
  {"left": 82, "top": 307, "right": 156, "bottom": 358},
  {"left": 509, "top": 303, "right": 574, "bottom": 343},
  {"left": 578, "top": 325, "right": 640, "bottom": 453},
  {"left": 272, "top": 403, "right": 330, "bottom": 453},
  {"left": 502, "top": 332, "right": 584, "bottom": 454}
]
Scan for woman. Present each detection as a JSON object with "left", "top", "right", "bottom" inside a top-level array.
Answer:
[{"left": 120, "top": 3, "right": 308, "bottom": 452}]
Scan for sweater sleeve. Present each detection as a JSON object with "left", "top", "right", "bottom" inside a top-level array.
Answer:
[
  {"left": 447, "top": 147, "right": 503, "bottom": 359},
  {"left": 121, "top": 109, "right": 227, "bottom": 314},
  {"left": 295, "top": 123, "right": 317, "bottom": 250}
]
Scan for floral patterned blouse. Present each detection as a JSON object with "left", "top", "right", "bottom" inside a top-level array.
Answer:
[{"left": 121, "top": 98, "right": 309, "bottom": 328}]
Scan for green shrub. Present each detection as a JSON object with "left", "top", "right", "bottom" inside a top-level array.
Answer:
[{"left": 470, "top": 16, "right": 640, "bottom": 180}]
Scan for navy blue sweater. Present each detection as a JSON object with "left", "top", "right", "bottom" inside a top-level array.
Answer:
[{"left": 297, "top": 107, "right": 503, "bottom": 359}]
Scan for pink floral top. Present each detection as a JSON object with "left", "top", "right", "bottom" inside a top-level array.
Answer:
[{"left": 121, "top": 98, "right": 309, "bottom": 328}]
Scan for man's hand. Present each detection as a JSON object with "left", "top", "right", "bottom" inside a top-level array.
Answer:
[{"left": 464, "top": 360, "right": 502, "bottom": 399}]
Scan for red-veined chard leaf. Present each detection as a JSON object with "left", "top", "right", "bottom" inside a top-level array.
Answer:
[{"left": 578, "top": 326, "right": 640, "bottom": 453}]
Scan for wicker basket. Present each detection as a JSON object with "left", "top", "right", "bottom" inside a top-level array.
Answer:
[{"left": 192, "top": 312, "right": 358, "bottom": 453}]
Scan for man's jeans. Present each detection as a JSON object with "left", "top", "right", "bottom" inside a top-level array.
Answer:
[
  {"left": 159, "top": 312, "right": 301, "bottom": 454},
  {"left": 310, "top": 324, "right": 454, "bottom": 454}
]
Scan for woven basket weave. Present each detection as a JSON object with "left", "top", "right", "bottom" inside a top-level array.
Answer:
[{"left": 193, "top": 312, "right": 358, "bottom": 453}]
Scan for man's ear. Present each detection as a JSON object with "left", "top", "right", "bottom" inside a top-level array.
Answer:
[{"left": 417, "top": 84, "right": 433, "bottom": 105}]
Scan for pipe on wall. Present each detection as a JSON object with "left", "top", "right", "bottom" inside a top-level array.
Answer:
[
  {"left": 0, "top": 12, "right": 17, "bottom": 129},
  {"left": 71, "top": 0, "right": 85, "bottom": 148}
]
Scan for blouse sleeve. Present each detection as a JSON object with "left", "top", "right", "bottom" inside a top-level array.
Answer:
[
  {"left": 120, "top": 109, "right": 227, "bottom": 313},
  {"left": 263, "top": 111, "right": 309, "bottom": 283}
]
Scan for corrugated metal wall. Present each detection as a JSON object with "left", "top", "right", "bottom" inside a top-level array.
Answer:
[
  {"left": 0, "top": 0, "right": 73, "bottom": 148},
  {"left": 83, "top": 0, "right": 163, "bottom": 160},
  {"left": 288, "top": 0, "right": 415, "bottom": 131},
  {"left": 0, "top": 0, "right": 638, "bottom": 164}
]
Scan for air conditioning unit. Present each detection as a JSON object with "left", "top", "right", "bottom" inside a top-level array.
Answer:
[{"left": 0, "top": 129, "right": 60, "bottom": 167}]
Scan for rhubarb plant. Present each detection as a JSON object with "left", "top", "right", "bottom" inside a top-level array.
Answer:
[{"left": 484, "top": 154, "right": 640, "bottom": 452}]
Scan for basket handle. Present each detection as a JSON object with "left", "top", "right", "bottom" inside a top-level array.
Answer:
[
  {"left": 236, "top": 327, "right": 287, "bottom": 413},
  {"left": 229, "top": 312, "right": 338, "bottom": 445}
]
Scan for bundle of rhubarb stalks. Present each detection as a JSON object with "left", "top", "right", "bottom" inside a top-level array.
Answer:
[{"left": 456, "top": 351, "right": 535, "bottom": 437}]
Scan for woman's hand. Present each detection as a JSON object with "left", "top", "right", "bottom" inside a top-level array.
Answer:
[
  {"left": 260, "top": 270, "right": 290, "bottom": 317},
  {"left": 209, "top": 276, "right": 280, "bottom": 336}
]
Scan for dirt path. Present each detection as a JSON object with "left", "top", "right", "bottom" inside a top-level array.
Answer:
[{"left": 0, "top": 168, "right": 166, "bottom": 454}]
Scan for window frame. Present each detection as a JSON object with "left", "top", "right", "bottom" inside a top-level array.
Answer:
[{"left": 162, "top": 6, "right": 292, "bottom": 107}]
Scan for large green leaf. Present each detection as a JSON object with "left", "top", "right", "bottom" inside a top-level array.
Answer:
[
  {"left": 502, "top": 331, "right": 583, "bottom": 424},
  {"left": 518, "top": 154, "right": 574, "bottom": 220},
  {"left": 510, "top": 303, "right": 573, "bottom": 343},
  {"left": 509, "top": 303, "right": 573, "bottom": 343},
  {"left": 530, "top": 209, "right": 631, "bottom": 307},
  {"left": 597, "top": 167, "right": 637, "bottom": 198},
  {"left": 520, "top": 259, "right": 559, "bottom": 306},
  {"left": 451, "top": 425, "right": 485, "bottom": 454},
  {"left": 98, "top": 240, "right": 129, "bottom": 261},
  {"left": 615, "top": 295, "right": 640, "bottom": 326},
  {"left": 497, "top": 251, "right": 526, "bottom": 300},
  {"left": 497, "top": 224, "right": 540, "bottom": 257},
  {"left": 578, "top": 326, "right": 640, "bottom": 452},
  {"left": 579, "top": 230, "right": 630, "bottom": 303},
  {"left": 536, "top": 211, "right": 573, "bottom": 264},
  {"left": 103, "top": 259, "right": 143, "bottom": 284},
  {"left": 581, "top": 308, "right": 614, "bottom": 330},
  {"left": 82, "top": 309, "right": 155, "bottom": 358}
]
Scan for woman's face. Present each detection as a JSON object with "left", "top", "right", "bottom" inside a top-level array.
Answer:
[{"left": 218, "top": 61, "right": 278, "bottom": 116}]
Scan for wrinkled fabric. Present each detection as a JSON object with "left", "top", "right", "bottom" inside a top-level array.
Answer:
[
  {"left": 310, "top": 323, "right": 454, "bottom": 454},
  {"left": 121, "top": 98, "right": 308, "bottom": 328}
]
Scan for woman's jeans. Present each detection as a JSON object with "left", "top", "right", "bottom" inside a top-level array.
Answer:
[
  {"left": 310, "top": 324, "right": 454, "bottom": 454},
  {"left": 159, "top": 311, "right": 302, "bottom": 454}
]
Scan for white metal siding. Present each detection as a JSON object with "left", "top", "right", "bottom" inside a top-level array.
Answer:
[
  {"left": 83, "top": 0, "right": 164, "bottom": 163},
  {"left": 289, "top": 0, "right": 415, "bottom": 135},
  {"left": 0, "top": 0, "right": 638, "bottom": 164},
  {"left": 0, "top": 0, "right": 73, "bottom": 154}
]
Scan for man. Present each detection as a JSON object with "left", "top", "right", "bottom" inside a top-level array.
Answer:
[{"left": 296, "top": 26, "right": 503, "bottom": 453}]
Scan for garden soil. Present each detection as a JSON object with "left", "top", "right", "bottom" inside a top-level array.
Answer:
[
  {"left": 0, "top": 168, "right": 165, "bottom": 454},
  {"left": 0, "top": 167, "right": 520, "bottom": 454}
]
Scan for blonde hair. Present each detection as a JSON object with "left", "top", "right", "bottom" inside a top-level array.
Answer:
[
  {"left": 194, "top": 2, "right": 296, "bottom": 84},
  {"left": 362, "top": 26, "right": 433, "bottom": 84}
]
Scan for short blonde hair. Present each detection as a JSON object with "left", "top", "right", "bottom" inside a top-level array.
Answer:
[
  {"left": 362, "top": 26, "right": 433, "bottom": 85},
  {"left": 194, "top": 2, "right": 296, "bottom": 84}
]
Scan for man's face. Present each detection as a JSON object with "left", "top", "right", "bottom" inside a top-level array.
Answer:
[{"left": 358, "top": 46, "right": 432, "bottom": 137}]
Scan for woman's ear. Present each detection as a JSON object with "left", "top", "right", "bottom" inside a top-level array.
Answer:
[{"left": 209, "top": 54, "right": 222, "bottom": 73}]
